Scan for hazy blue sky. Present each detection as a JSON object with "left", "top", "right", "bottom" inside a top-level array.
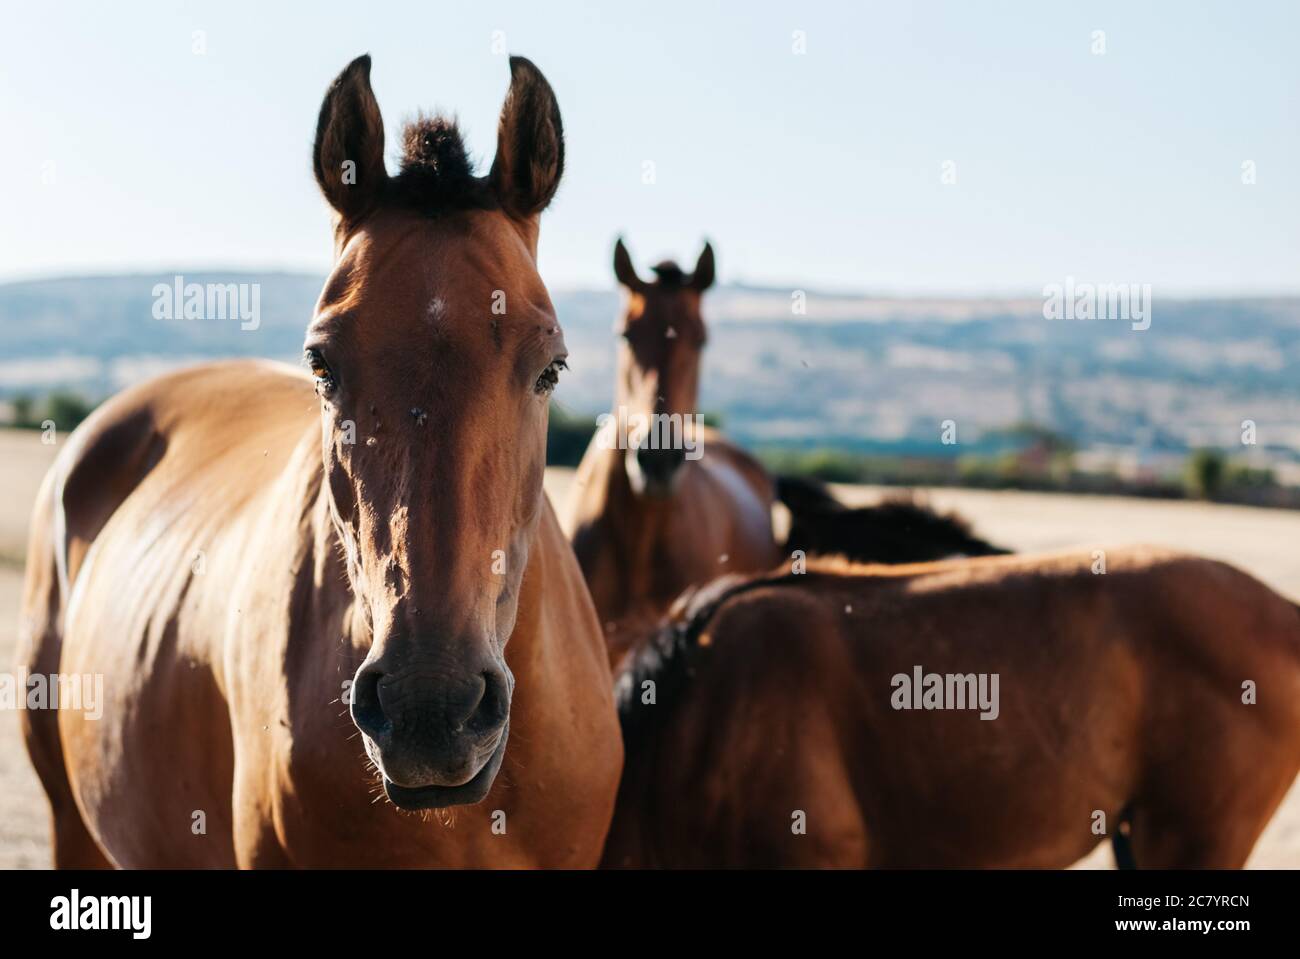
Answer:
[{"left": 2, "top": 0, "right": 1297, "bottom": 293}]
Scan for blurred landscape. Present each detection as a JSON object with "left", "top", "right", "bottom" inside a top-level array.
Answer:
[{"left": 4, "top": 273, "right": 1300, "bottom": 505}]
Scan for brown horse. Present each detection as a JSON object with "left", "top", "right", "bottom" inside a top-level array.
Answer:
[
  {"left": 566, "top": 239, "right": 779, "bottom": 665},
  {"left": 18, "top": 54, "right": 622, "bottom": 868},
  {"left": 603, "top": 550, "right": 1300, "bottom": 867},
  {"left": 565, "top": 242, "right": 1005, "bottom": 666}
]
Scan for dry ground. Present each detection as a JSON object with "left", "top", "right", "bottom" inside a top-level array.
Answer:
[
  {"left": 0, "top": 431, "right": 1296, "bottom": 867},
  {"left": 0, "top": 429, "right": 59, "bottom": 868}
]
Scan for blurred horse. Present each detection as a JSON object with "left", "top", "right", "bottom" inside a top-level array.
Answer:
[
  {"left": 19, "top": 54, "right": 622, "bottom": 867},
  {"left": 604, "top": 550, "right": 1300, "bottom": 868},
  {"left": 776, "top": 475, "right": 1006, "bottom": 563},
  {"left": 565, "top": 242, "right": 1004, "bottom": 665},
  {"left": 567, "top": 239, "right": 779, "bottom": 665}
]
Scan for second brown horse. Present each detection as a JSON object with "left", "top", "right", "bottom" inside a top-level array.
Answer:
[
  {"left": 567, "top": 239, "right": 779, "bottom": 665},
  {"left": 603, "top": 548, "right": 1300, "bottom": 868}
]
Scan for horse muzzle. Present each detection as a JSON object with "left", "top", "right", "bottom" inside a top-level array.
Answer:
[
  {"left": 629, "top": 446, "right": 687, "bottom": 496},
  {"left": 350, "top": 657, "right": 513, "bottom": 808},
  {"left": 382, "top": 726, "right": 510, "bottom": 809}
]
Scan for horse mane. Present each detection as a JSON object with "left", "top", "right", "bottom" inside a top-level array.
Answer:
[
  {"left": 387, "top": 115, "right": 498, "bottom": 213},
  {"left": 615, "top": 570, "right": 804, "bottom": 754}
]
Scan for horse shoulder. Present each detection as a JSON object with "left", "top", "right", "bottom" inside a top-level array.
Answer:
[
  {"left": 697, "top": 428, "right": 775, "bottom": 506},
  {"left": 688, "top": 433, "right": 778, "bottom": 564}
]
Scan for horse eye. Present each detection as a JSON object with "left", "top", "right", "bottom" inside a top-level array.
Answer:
[
  {"left": 534, "top": 357, "right": 567, "bottom": 395},
  {"left": 303, "top": 348, "right": 336, "bottom": 396}
]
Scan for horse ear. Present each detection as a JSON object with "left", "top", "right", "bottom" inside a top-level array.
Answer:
[
  {"left": 313, "top": 54, "right": 388, "bottom": 224},
  {"left": 613, "top": 237, "right": 645, "bottom": 291},
  {"left": 490, "top": 56, "right": 565, "bottom": 219},
  {"left": 691, "top": 242, "right": 716, "bottom": 291}
]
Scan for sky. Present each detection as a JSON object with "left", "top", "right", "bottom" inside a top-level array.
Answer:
[{"left": 1, "top": 0, "right": 1297, "bottom": 295}]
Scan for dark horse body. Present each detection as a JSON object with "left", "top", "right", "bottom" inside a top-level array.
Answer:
[
  {"left": 777, "top": 475, "right": 1005, "bottom": 564},
  {"left": 604, "top": 552, "right": 1300, "bottom": 868},
  {"left": 19, "top": 55, "right": 622, "bottom": 867}
]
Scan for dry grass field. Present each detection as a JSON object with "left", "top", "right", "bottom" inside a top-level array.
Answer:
[{"left": 0, "top": 429, "right": 1296, "bottom": 867}]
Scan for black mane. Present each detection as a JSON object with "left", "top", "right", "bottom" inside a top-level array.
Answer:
[
  {"left": 615, "top": 571, "right": 803, "bottom": 754},
  {"left": 388, "top": 115, "right": 498, "bottom": 213}
]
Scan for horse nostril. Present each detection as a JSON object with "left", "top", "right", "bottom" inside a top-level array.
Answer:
[
  {"left": 466, "top": 668, "right": 510, "bottom": 736},
  {"left": 351, "top": 665, "right": 390, "bottom": 739}
]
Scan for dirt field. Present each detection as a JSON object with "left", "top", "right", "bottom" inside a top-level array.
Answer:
[
  {"left": 0, "top": 429, "right": 59, "bottom": 868},
  {"left": 2, "top": 429, "right": 1298, "bottom": 867}
]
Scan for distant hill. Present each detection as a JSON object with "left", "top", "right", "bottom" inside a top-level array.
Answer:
[{"left": 3, "top": 272, "right": 1300, "bottom": 457}]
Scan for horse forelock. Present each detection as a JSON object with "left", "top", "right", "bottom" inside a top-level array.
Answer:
[
  {"left": 649, "top": 261, "right": 687, "bottom": 287},
  {"left": 388, "top": 115, "right": 497, "bottom": 214}
]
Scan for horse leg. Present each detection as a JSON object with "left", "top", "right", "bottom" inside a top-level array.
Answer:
[
  {"left": 19, "top": 634, "right": 112, "bottom": 869},
  {"left": 1125, "top": 806, "right": 1259, "bottom": 869},
  {"left": 17, "top": 478, "right": 111, "bottom": 869},
  {"left": 1125, "top": 747, "right": 1298, "bottom": 868},
  {"left": 50, "top": 795, "right": 112, "bottom": 869},
  {"left": 21, "top": 706, "right": 111, "bottom": 869}
]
